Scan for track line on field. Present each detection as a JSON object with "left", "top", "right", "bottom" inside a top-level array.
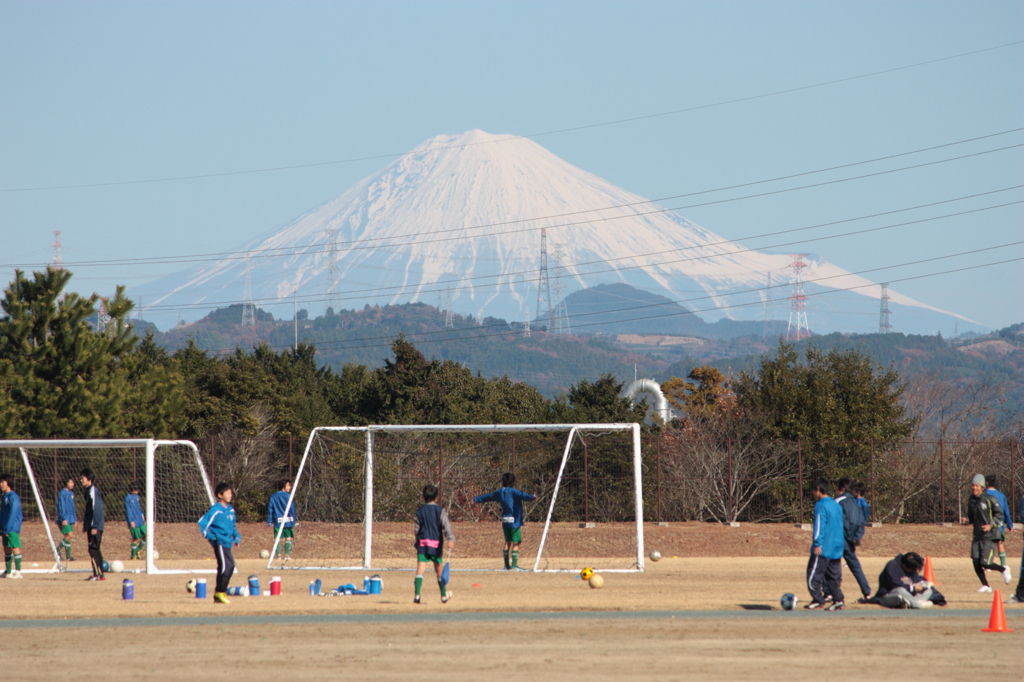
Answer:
[{"left": 0, "top": 608, "right": 1018, "bottom": 630}]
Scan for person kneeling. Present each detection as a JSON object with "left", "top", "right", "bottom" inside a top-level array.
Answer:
[{"left": 873, "top": 552, "right": 946, "bottom": 609}]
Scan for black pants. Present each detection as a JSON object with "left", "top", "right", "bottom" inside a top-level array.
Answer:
[
  {"left": 973, "top": 557, "right": 1004, "bottom": 586},
  {"left": 1016, "top": 544, "right": 1024, "bottom": 600},
  {"left": 88, "top": 531, "right": 105, "bottom": 577},
  {"left": 843, "top": 540, "right": 871, "bottom": 597},
  {"left": 807, "top": 553, "right": 844, "bottom": 605},
  {"left": 211, "top": 541, "right": 235, "bottom": 594}
]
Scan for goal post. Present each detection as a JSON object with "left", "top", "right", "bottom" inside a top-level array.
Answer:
[
  {"left": 0, "top": 439, "right": 214, "bottom": 574},
  {"left": 269, "top": 423, "right": 645, "bottom": 573}
]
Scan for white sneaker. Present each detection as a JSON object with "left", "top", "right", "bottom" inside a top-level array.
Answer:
[
  {"left": 1003, "top": 566, "right": 1012, "bottom": 584},
  {"left": 978, "top": 585, "right": 993, "bottom": 593},
  {"left": 1005, "top": 594, "right": 1022, "bottom": 604},
  {"left": 918, "top": 599, "right": 933, "bottom": 608},
  {"left": 9, "top": 570, "right": 22, "bottom": 579}
]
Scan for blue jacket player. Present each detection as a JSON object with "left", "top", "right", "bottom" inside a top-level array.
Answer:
[
  {"left": 267, "top": 480, "right": 296, "bottom": 560},
  {"left": 985, "top": 475, "right": 1013, "bottom": 568},
  {"left": 413, "top": 485, "right": 455, "bottom": 604},
  {"left": 806, "top": 478, "right": 845, "bottom": 610},
  {"left": 79, "top": 468, "right": 106, "bottom": 581},
  {"left": 199, "top": 482, "right": 241, "bottom": 604},
  {"left": 56, "top": 478, "right": 77, "bottom": 561},
  {"left": 473, "top": 472, "right": 535, "bottom": 570},
  {"left": 0, "top": 473, "right": 24, "bottom": 578},
  {"left": 124, "top": 482, "right": 147, "bottom": 560}
]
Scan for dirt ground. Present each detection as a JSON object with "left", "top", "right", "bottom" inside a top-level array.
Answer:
[{"left": 2, "top": 524, "right": 1021, "bottom": 681}]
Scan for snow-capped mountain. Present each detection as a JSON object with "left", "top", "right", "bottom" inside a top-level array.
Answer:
[{"left": 134, "top": 130, "right": 971, "bottom": 335}]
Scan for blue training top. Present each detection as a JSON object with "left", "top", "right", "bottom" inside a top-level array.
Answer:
[
  {"left": 198, "top": 503, "right": 241, "bottom": 548},
  {"left": 0, "top": 490, "right": 23, "bottom": 534},
  {"left": 57, "top": 488, "right": 77, "bottom": 525},
  {"left": 473, "top": 487, "right": 535, "bottom": 529},
  {"left": 987, "top": 488, "right": 1013, "bottom": 530},
  {"left": 124, "top": 493, "right": 145, "bottom": 529},
  {"left": 267, "top": 490, "right": 296, "bottom": 529},
  {"left": 812, "top": 496, "right": 845, "bottom": 560}
]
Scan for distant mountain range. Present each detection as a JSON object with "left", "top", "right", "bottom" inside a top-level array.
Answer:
[{"left": 131, "top": 129, "right": 978, "bottom": 336}]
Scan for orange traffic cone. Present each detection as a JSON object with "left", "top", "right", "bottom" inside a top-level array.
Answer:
[
  {"left": 922, "top": 556, "right": 940, "bottom": 585},
  {"left": 982, "top": 590, "right": 1013, "bottom": 633}
]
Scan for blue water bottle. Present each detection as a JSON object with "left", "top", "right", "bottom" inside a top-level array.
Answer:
[
  {"left": 248, "top": 574, "right": 260, "bottom": 596},
  {"left": 122, "top": 579, "right": 134, "bottom": 600},
  {"left": 195, "top": 578, "right": 207, "bottom": 599}
]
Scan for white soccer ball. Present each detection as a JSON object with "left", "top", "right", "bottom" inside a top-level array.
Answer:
[
  {"left": 186, "top": 579, "right": 197, "bottom": 594},
  {"left": 259, "top": 549, "right": 270, "bottom": 559},
  {"left": 649, "top": 550, "right": 662, "bottom": 562},
  {"left": 152, "top": 550, "right": 160, "bottom": 561},
  {"left": 109, "top": 560, "right": 124, "bottom": 573},
  {"left": 588, "top": 573, "right": 604, "bottom": 589},
  {"left": 780, "top": 593, "right": 798, "bottom": 611}
]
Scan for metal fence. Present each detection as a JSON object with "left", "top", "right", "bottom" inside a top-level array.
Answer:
[{"left": 195, "top": 433, "right": 1022, "bottom": 525}]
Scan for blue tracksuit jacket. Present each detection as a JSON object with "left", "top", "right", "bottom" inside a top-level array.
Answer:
[
  {"left": 83, "top": 484, "right": 104, "bottom": 532},
  {"left": 1, "top": 490, "right": 23, "bottom": 534},
  {"left": 124, "top": 493, "right": 145, "bottom": 529},
  {"left": 57, "top": 488, "right": 77, "bottom": 525},
  {"left": 987, "top": 488, "right": 1013, "bottom": 530},
  {"left": 856, "top": 496, "right": 870, "bottom": 522},
  {"left": 473, "top": 487, "right": 535, "bottom": 528},
  {"left": 199, "top": 503, "right": 241, "bottom": 548},
  {"left": 812, "top": 496, "right": 845, "bottom": 560},
  {"left": 267, "top": 490, "right": 296, "bottom": 529}
]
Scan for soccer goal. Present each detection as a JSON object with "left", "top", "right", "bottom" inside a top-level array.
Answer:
[
  {"left": 267, "top": 424, "right": 645, "bottom": 573},
  {"left": 0, "top": 439, "right": 214, "bottom": 574}
]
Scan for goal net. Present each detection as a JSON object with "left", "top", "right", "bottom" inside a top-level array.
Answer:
[
  {"left": 0, "top": 439, "right": 214, "bottom": 574},
  {"left": 266, "top": 424, "right": 645, "bottom": 573}
]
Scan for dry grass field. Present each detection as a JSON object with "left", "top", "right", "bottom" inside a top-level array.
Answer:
[{"left": 1, "top": 523, "right": 1021, "bottom": 681}]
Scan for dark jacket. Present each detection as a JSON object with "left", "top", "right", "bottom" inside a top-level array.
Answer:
[
  {"left": 874, "top": 554, "right": 947, "bottom": 606},
  {"left": 835, "top": 492, "right": 865, "bottom": 545},
  {"left": 413, "top": 502, "right": 454, "bottom": 558},
  {"left": 967, "top": 492, "right": 1003, "bottom": 542},
  {"left": 83, "top": 484, "right": 104, "bottom": 532}
]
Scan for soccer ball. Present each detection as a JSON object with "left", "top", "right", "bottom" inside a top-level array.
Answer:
[
  {"left": 580, "top": 567, "right": 595, "bottom": 581},
  {"left": 780, "top": 593, "right": 798, "bottom": 611},
  {"left": 649, "top": 550, "right": 662, "bottom": 562},
  {"left": 109, "top": 560, "right": 124, "bottom": 573},
  {"left": 186, "top": 579, "right": 198, "bottom": 594},
  {"left": 152, "top": 550, "right": 159, "bottom": 561},
  {"left": 588, "top": 574, "right": 604, "bottom": 589},
  {"left": 101, "top": 560, "right": 109, "bottom": 572},
  {"left": 259, "top": 549, "right": 270, "bottom": 559}
]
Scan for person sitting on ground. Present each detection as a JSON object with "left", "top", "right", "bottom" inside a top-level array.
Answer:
[{"left": 872, "top": 552, "right": 946, "bottom": 608}]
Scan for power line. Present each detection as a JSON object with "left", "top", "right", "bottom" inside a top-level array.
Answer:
[
  {"left": 132, "top": 195, "right": 1024, "bottom": 314},
  {"left": 189, "top": 244, "right": 1022, "bottom": 353},
  {"left": 4, "top": 40, "right": 1021, "bottom": 194},
  {"left": 11, "top": 138, "right": 1023, "bottom": 272}
]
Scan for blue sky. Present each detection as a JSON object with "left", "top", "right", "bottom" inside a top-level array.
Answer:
[{"left": 2, "top": 1, "right": 1021, "bottom": 332}]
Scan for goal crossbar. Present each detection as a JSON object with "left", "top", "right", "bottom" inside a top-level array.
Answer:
[
  {"left": 272, "top": 424, "right": 645, "bottom": 572},
  {"left": 1, "top": 439, "right": 214, "bottom": 574}
]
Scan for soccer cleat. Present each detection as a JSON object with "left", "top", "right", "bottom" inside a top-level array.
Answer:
[
  {"left": 85, "top": 575, "right": 106, "bottom": 581},
  {"left": 413, "top": 595, "right": 421, "bottom": 604},
  {"left": 978, "top": 585, "right": 993, "bottom": 593},
  {"left": 1003, "top": 566, "right": 1012, "bottom": 584},
  {"left": 441, "top": 591, "right": 451, "bottom": 604},
  {"left": 825, "top": 601, "right": 845, "bottom": 611},
  {"left": 1005, "top": 594, "right": 1022, "bottom": 604},
  {"left": 855, "top": 597, "right": 873, "bottom": 604},
  {"left": 213, "top": 592, "right": 230, "bottom": 604},
  {"left": 9, "top": 571, "right": 22, "bottom": 579},
  {"left": 804, "top": 602, "right": 824, "bottom": 609}
]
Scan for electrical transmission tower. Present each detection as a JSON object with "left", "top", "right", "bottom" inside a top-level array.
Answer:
[
  {"left": 444, "top": 282, "right": 454, "bottom": 329},
  {"left": 878, "top": 282, "right": 893, "bottom": 334},
  {"left": 535, "top": 229, "right": 572, "bottom": 334},
  {"left": 96, "top": 298, "right": 110, "bottom": 333},
  {"left": 536, "top": 229, "right": 553, "bottom": 331},
  {"left": 241, "top": 253, "right": 256, "bottom": 326},
  {"left": 324, "top": 229, "right": 340, "bottom": 310},
  {"left": 523, "top": 303, "right": 531, "bottom": 337},
  {"left": 785, "top": 254, "right": 810, "bottom": 342},
  {"left": 762, "top": 271, "right": 772, "bottom": 337},
  {"left": 51, "top": 231, "right": 63, "bottom": 270}
]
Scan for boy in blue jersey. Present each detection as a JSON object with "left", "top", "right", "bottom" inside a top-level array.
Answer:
[
  {"left": 124, "top": 482, "right": 147, "bottom": 560},
  {"left": 985, "top": 475, "right": 1012, "bottom": 568},
  {"left": 80, "top": 468, "right": 106, "bottom": 581},
  {"left": 852, "top": 480, "right": 870, "bottom": 523},
  {"left": 267, "top": 480, "right": 296, "bottom": 561},
  {"left": 413, "top": 484, "right": 455, "bottom": 604},
  {"left": 56, "top": 477, "right": 77, "bottom": 561},
  {"left": 473, "top": 472, "right": 536, "bottom": 570},
  {"left": 199, "top": 482, "right": 241, "bottom": 604},
  {"left": 0, "top": 474, "right": 24, "bottom": 578},
  {"left": 806, "top": 478, "right": 845, "bottom": 611}
]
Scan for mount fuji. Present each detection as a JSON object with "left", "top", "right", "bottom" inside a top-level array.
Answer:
[{"left": 134, "top": 130, "right": 970, "bottom": 335}]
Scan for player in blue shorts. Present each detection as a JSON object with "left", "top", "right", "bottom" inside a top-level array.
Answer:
[
  {"left": 1, "top": 474, "right": 24, "bottom": 579},
  {"left": 56, "top": 477, "right": 77, "bottom": 562},
  {"left": 413, "top": 485, "right": 454, "bottom": 604},
  {"left": 473, "top": 472, "right": 535, "bottom": 570},
  {"left": 124, "top": 482, "right": 147, "bottom": 560}
]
